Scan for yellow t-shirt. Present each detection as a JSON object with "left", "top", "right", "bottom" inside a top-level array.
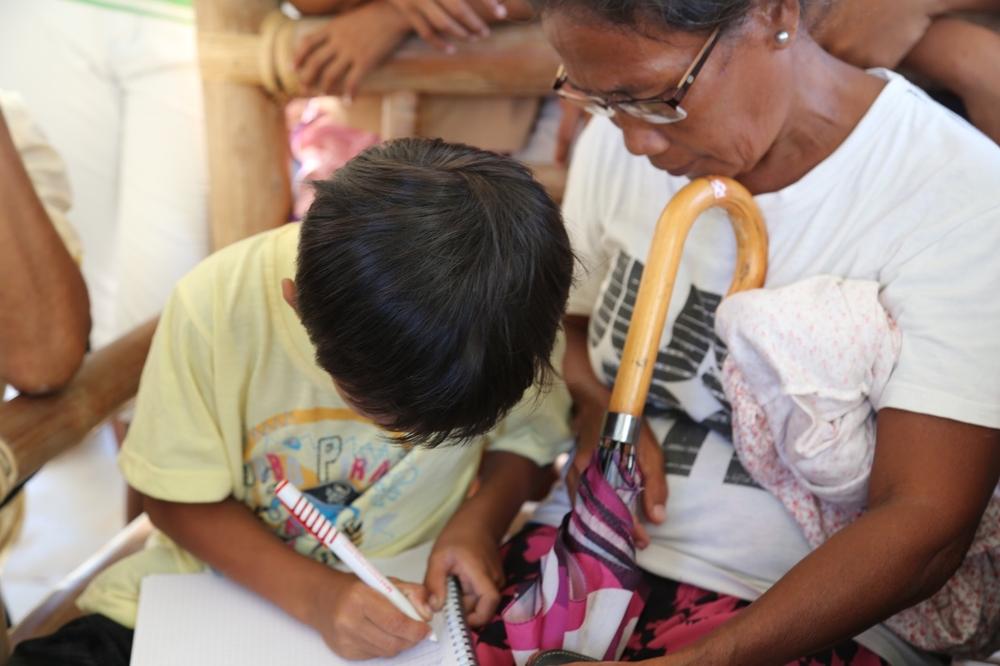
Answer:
[{"left": 79, "top": 223, "right": 571, "bottom": 627}]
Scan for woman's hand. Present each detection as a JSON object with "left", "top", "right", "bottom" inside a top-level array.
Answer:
[
  {"left": 294, "top": 1, "right": 411, "bottom": 98},
  {"left": 312, "top": 572, "right": 434, "bottom": 659},
  {"left": 425, "top": 515, "right": 504, "bottom": 626},
  {"left": 387, "top": 0, "right": 508, "bottom": 51}
]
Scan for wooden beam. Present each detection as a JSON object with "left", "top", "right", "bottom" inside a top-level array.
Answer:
[
  {"left": 0, "top": 320, "right": 156, "bottom": 502},
  {"left": 195, "top": 0, "right": 292, "bottom": 250}
]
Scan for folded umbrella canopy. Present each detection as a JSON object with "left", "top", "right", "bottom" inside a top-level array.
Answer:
[{"left": 500, "top": 448, "right": 645, "bottom": 664}]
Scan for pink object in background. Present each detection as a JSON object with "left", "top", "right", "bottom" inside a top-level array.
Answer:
[{"left": 289, "top": 98, "right": 380, "bottom": 220}]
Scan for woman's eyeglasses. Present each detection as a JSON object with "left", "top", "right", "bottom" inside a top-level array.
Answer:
[{"left": 552, "top": 27, "right": 722, "bottom": 125}]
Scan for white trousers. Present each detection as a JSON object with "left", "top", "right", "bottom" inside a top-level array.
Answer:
[{"left": 0, "top": 0, "right": 209, "bottom": 347}]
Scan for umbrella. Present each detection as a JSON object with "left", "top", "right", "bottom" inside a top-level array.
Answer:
[
  {"left": 474, "top": 177, "right": 769, "bottom": 666},
  {"left": 500, "top": 447, "right": 646, "bottom": 664}
]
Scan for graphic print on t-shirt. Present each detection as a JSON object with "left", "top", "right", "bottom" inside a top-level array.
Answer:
[
  {"left": 590, "top": 251, "right": 758, "bottom": 487},
  {"left": 241, "top": 408, "right": 411, "bottom": 563}
]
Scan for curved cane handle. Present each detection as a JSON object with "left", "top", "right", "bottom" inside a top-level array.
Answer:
[{"left": 607, "top": 177, "right": 768, "bottom": 417}]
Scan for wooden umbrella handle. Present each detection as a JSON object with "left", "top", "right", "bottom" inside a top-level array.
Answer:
[{"left": 607, "top": 177, "right": 768, "bottom": 417}]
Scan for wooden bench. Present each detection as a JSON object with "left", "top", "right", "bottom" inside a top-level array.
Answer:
[{"left": 193, "top": 0, "right": 563, "bottom": 249}]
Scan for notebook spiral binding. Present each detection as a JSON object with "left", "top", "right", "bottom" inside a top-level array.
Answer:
[{"left": 445, "top": 576, "right": 480, "bottom": 666}]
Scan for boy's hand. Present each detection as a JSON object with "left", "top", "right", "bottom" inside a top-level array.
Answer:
[
  {"left": 567, "top": 396, "right": 666, "bottom": 550},
  {"left": 387, "top": 0, "right": 508, "bottom": 52},
  {"left": 425, "top": 517, "right": 504, "bottom": 627},
  {"left": 294, "top": 1, "right": 410, "bottom": 99},
  {"left": 313, "top": 573, "right": 433, "bottom": 659}
]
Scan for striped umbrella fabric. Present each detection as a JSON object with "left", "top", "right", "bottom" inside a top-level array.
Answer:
[{"left": 500, "top": 449, "right": 647, "bottom": 666}]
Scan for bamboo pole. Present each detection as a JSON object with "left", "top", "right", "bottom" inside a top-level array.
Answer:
[
  {"left": 0, "top": 320, "right": 157, "bottom": 502},
  {"left": 607, "top": 177, "right": 768, "bottom": 416},
  {"left": 195, "top": 0, "right": 292, "bottom": 250}
]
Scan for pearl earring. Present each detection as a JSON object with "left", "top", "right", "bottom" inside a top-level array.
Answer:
[{"left": 775, "top": 29, "right": 791, "bottom": 45}]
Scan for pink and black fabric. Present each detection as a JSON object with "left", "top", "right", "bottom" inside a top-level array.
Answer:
[
  {"left": 475, "top": 524, "right": 889, "bottom": 666},
  {"left": 475, "top": 450, "right": 647, "bottom": 666}
]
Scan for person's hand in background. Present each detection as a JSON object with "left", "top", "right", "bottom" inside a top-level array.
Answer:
[
  {"left": 387, "top": 0, "right": 507, "bottom": 52},
  {"left": 294, "top": 1, "right": 411, "bottom": 98}
]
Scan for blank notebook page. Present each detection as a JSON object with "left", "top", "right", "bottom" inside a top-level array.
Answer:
[{"left": 130, "top": 569, "right": 450, "bottom": 666}]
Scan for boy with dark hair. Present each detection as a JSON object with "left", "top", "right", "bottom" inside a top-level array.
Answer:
[{"left": 11, "top": 138, "right": 574, "bottom": 665}]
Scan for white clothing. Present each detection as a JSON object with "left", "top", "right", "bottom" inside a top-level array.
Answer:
[
  {"left": 0, "top": 0, "right": 209, "bottom": 347},
  {"left": 537, "top": 69, "right": 1000, "bottom": 665},
  {"left": 0, "top": 90, "right": 80, "bottom": 262}
]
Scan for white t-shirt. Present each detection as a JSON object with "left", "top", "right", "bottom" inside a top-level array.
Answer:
[{"left": 535, "top": 70, "right": 1000, "bottom": 665}]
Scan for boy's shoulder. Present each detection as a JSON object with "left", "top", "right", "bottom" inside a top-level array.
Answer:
[{"left": 173, "top": 224, "right": 299, "bottom": 334}]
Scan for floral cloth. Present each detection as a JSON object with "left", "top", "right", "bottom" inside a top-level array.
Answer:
[{"left": 716, "top": 275, "right": 1000, "bottom": 658}]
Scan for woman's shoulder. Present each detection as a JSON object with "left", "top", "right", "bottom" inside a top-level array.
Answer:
[{"left": 867, "top": 71, "right": 1000, "bottom": 191}]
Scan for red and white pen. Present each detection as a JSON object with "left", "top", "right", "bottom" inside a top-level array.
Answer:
[{"left": 274, "top": 479, "right": 427, "bottom": 624}]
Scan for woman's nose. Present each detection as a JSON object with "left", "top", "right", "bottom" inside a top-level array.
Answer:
[{"left": 617, "top": 114, "right": 671, "bottom": 157}]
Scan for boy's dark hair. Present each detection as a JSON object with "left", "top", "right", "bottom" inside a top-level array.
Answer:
[{"left": 296, "top": 137, "right": 573, "bottom": 447}]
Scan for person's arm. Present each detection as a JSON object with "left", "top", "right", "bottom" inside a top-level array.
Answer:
[
  {"left": 939, "top": 0, "right": 1000, "bottom": 11},
  {"left": 424, "top": 450, "right": 550, "bottom": 625},
  {"left": 143, "top": 495, "right": 433, "bottom": 660},
  {"left": 0, "top": 107, "right": 89, "bottom": 394},
  {"left": 289, "top": 0, "right": 366, "bottom": 14},
  {"left": 810, "top": 0, "right": 940, "bottom": 69},
  {"left": 294, "top": 0, "right": 533, "bottom": 96},
  {"left": 651, "top": 409, "right": 1000, "bottom": 665},
  {"left": 903, "top": 17, "right": 1000, "bottom": 143}
]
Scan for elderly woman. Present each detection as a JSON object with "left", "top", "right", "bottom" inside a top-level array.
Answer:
[{"left": 521, "top": 0, "right": 1000, "bottom": 664}]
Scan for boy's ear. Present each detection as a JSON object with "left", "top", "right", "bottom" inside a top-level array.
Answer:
[{"left": 281, "top": 278, "right": 300, "bottom": 314}]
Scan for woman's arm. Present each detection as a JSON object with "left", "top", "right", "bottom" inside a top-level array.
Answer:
[
  {"left": 0, "top": 108, "right": 89, "bottom": 394},
  {"left": 660, "top": 408, "right": 1000, "bottom": 665},
  {"left": 144, "top": 495, "right": 431, "bottom": 660}
]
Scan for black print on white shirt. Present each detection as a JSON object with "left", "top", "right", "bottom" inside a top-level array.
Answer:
[{"left": 591, "top": 251, "right": 759, "bottom": 488}]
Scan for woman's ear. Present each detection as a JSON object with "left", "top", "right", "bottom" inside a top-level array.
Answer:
[
  {"left": 281, "top": 278, "right": 300, "bottom": 314},
  {"left": 760, "top": 0, "right": 801, "bottom": 46}
]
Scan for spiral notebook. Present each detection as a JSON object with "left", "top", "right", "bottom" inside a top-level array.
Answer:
[{"left": 130, "top": 571, "right": 478, "bottom": 666}]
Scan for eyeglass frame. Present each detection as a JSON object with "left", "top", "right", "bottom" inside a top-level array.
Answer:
[{"left": 551, "top": 26, "right": 723, "bottom": 125}]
